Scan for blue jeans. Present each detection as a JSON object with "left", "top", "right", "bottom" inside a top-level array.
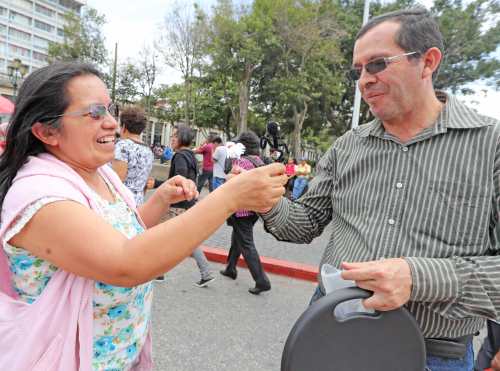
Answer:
[
  {"left": 292, "top": 177, "right": 308, "bottom": 200},
  {"left": 213, "top": 177, "right": 225, "bottom": 190},
  {"left": 309, "top": 286, "right": 475, "bottom": 371},
  {"left": 426, "top": 341, "right": 474, "bottom": 371}
]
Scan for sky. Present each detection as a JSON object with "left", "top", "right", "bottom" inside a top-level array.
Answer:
[{"left": 85, "top": 0, "right": 499, "bottom": 120}]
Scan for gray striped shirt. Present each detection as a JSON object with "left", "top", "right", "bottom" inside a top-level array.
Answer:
[{"left": 262, "top": 92, "right": 500, "bottom": 338}]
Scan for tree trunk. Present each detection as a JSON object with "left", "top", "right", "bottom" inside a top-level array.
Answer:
[
  {"left": 291, "top": 101, "right": 308, "bottom": 160},
  {"left": 184, "top": 77, "right": 190, "bottom": 126},
  {"left": 237, "top": 64, "right": 253, "bottom": 134}
]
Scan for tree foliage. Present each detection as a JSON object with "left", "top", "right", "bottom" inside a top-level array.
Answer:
[
  {"left": 48, "top": 7, "right": 108, "bottom": 66},
  {"left": 154, "top": 0, "right": 499, "bottom": 155}
]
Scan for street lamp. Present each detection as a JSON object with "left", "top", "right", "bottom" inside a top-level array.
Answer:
[{"left": 7, "top": 58, "right": 28, "bottom": 100}]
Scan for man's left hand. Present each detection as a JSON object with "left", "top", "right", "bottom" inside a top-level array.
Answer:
[{"left": 341, "top": 258, "right": 412, "bottom": 311}]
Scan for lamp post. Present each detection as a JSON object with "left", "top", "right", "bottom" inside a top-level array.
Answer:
[{"left": 7, "top": 58, "right": 28, "bottom": 100}]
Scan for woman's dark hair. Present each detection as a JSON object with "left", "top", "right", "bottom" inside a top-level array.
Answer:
[
  {"left": 0, "top": 62, "right": 101, "bottom": 213},
  {"left": 174, "top": 124, "right": 195, "bottom": 147},
  {"left": 237, "top": 131, "right": 260, "bottom": 156},
  {"left": 120, "top": 105, "right": 146, "bottom": 134},
  {"left": 356, "top": 7, "right": 443, "bottom": 79},
  {"left": 212, "top": 136, "right": 222, "bottom": 145}
]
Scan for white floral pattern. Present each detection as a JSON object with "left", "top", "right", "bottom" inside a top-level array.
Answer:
[
  {"left": 2, "top": 178, "right": 153, "bottom": 371},
  {"left": 114, "top": 138, "right": 154, "bottom": 205}
]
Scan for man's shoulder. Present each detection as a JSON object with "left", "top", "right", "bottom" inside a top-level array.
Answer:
[{"left": 446, "top": 93, "right": 499, "bottom": 129}]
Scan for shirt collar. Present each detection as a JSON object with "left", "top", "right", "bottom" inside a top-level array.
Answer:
[{"left": 354, "top": 90, "right": 497, "bottom": 139}]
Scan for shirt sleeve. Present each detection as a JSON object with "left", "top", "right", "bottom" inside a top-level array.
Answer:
[
  {"left": 114, "top": 140, "right": 129, "bottom": 163},
  {"left": 213, "top": 147, "right": 222, "bottom": 162},
  {"left": 3, "top": 197, "right": 67, "bottom": 246},
  {"left": 405, "top": 136, "right": 500, "bottom": 321},
  {"left": 261, "top": 147, "right": 335, "bottom": 243}
]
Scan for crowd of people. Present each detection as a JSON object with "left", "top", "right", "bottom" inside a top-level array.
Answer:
[{"left": 0, "top": 6, "right": 499, "bottom": 371}]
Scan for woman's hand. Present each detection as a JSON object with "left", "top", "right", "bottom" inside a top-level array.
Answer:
[
  {"left": 223, "top": 162, "right": 287, "bottom": 213},
  {"left": 156, "top": 175, "right": 198, "bottom": 206}
]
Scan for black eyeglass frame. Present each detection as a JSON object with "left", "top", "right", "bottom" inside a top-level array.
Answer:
[{"left": 349, "top": 51, "right": 420, "bottom": 81}]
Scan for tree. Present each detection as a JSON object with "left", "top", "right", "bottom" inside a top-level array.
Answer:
[
  {"left": 431, "top": 0, "right": 500, "bottom": 93},
  {"left": 113, "top": 61, "right": 141, "bottom": 105},
  {"left": 136, "top": 45, "right": 160, "bottom": 114},
  {"left": 157, "top": 2, "right": 208, "bottom": 126},
  {"left": 48, "top": 7, "right": 108, "bottom": 66},
  {"left": 205, "top": 0, "right": 274, "bottom": 134},
  {"left": 252, "top": 0, "right": 345, "bottom": 158}
]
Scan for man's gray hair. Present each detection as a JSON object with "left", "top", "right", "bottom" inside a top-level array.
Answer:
[{"left": 356, "top": 7, "right": 444, "bottom": 80}]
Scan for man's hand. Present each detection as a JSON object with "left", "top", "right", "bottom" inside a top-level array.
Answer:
[{"left": 341, "top": 258, "right": 412, "bottom": 311}]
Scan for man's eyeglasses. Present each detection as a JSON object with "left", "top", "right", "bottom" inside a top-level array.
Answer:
[
  {"left": 349, "top": 51, "right": 419, "bottom": 81},
  {"left": 42, "top": 103, "right": 118, "bottom": 123}
]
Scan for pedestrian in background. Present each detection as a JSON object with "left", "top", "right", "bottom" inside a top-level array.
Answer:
[
  {"left": 220, "top": 131, "right": 271, "bottom": 295},
  {"left": 111, "top": 105, "right": 153, "bottom": 206},
  {"left": 212, "top": 136, "right": 226, "bottom": 190},
  {"left": 167, "top": 124, "right": 215, "bottom": 287},
  {"left": 194, "top": 134, "right": 215, "bottom": 193}
]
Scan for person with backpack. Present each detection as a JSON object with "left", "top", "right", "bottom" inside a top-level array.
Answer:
[
  {"left": 220, "top": 131, "right": 271, "bottom": 295},
  {"left": 163, "top": 124, "right": 216, "bottom": 287}
]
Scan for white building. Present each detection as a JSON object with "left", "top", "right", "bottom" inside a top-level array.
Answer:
[{"left": 0, "top": 0, "right": 85, "bottom": 97}]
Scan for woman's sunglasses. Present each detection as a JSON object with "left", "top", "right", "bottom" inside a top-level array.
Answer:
[
  {"left": 42, "top": 103, "right": 118, "bottom": 123},
  {"left": 349, "top": 51, "right": 419, "bottom": 81}
]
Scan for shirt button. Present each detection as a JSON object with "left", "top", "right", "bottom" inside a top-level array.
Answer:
[
  {"left": 402, "top": 146, "right": 409, "bottom": 152},
  {"left": 396, "top": 182, "right": 403, "bottom": 189},
  {"left": 388, "top": 218, "right": 395, "bottom": 225}
]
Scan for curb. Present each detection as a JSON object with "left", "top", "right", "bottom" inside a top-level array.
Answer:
[{"left": 201, "top": 245, "right": 318, "bottom": 283}]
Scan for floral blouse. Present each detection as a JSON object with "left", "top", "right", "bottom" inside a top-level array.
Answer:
[
  {"left": 114, "top": 138, "right": 154, "bottom": 206},
  {"left": 2, "top": 178, "right": 153, "bottom": 371}
]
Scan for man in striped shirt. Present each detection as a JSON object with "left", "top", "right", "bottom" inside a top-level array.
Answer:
[{"left": 261, "top": 8, "right": 500, "bottom": 370}]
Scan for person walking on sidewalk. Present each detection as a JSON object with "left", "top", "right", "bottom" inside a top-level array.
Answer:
[
  {"left": 220, "top": 131, "right": 271, "bottom": 295},
  {"left": 167, "top": 124, "right": 215, "bottom": 287},
  {"left": 212, "top": 136, "right": 226, "bottom": 190},
  {"left": 194, "top": 135, "right": 214, "bottom": 193},
  {"left": 261, "top": 8, "right": 500, "bottom": 371}
]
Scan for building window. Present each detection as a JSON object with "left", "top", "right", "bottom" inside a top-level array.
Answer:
[
  {"left": 33, "top": 35, "right": 49, "bottom": 50},
  {"left": 34, "top": 19, "right": 54, "bottom": 33},
  {"left": 33, "top": 51, "right": 48, "bottom": 62},
  {"left": 9, "top": 11, "right": 32, "bottom": 27},
  {"left": 35, "top": 4, "right": 55, "bottom": 18},
  {"left": 9, "top": 44, "right": 31, "bottom": 58},
  {"left": 8, "top": 27, "right": 31, "bottom": 42},
  {"left": 12, "top": 0, "right": 33, "bottom": 11},
  {"left": 0, "top": 7, "right": 7, "bottom": 17},
  {"left": 0, "top": 24, "right": 6, "bottom": 34},
  {"left": 57, "top": 28, "right": 64, "bottom": 37}
]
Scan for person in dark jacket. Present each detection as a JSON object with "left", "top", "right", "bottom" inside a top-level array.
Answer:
[
  {"left": 220, "top": 131, "right": 271, "bottom": 295},
  {"left": 160, "top": 124, "right": 215, "bottom": 287}
]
